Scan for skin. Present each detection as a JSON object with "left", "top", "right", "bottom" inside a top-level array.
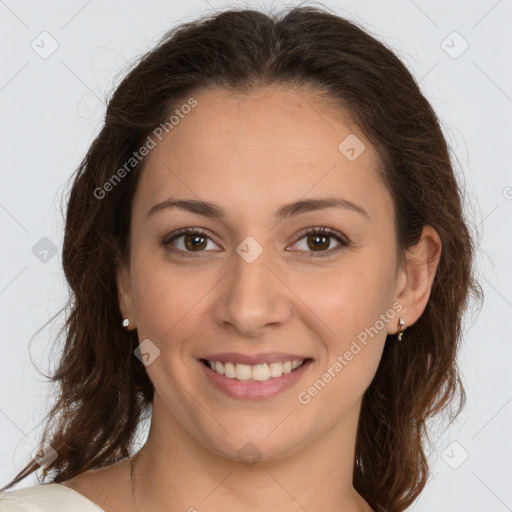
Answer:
[{"left": 62, "top": 85, "right": 441, "bottom": 512}]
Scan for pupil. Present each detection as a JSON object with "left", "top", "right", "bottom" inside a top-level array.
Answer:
[
  {"left": 185, "top": 234, "right": 207, "bottom": 251},
  {"left": 309, "top": 235, "right": 329, "bottom": 251}
]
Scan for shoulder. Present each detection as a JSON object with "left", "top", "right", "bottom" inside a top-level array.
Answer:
[{"left": 0, "top": 483, "right": 105, "bottom": 511}]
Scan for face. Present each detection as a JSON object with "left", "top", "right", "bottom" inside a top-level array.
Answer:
[{"left": 118, "top": 85, "right": 411, "bottom": 461}]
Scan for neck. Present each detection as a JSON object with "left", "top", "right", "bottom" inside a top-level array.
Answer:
[{"left": 129, "top": 394, "right": 371, "bottom": 512}]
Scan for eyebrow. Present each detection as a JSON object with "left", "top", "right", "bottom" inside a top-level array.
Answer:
[{"left": 146, "top": 196, "right": 369, "bottom": 220}]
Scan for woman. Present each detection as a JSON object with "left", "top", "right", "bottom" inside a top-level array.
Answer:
[{"left": 0, "top": 4, "right": 481, "bottom": 512}]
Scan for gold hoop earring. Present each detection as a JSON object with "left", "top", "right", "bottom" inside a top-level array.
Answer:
[{"left": 397, "top": 317, "right": 406, "bottom": 341}]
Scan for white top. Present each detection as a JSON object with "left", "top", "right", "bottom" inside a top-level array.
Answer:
[{"left": 0, "top": 483, "right": 105, "bottom": 511}]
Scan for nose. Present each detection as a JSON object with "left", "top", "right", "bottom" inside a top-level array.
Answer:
[{"left": 213, "top": 241, "right": 293, "bottom": 338}]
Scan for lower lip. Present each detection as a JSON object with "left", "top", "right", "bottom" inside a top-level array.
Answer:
[{"left": 199, "top": 359, "right": 313, "bottom": 400}]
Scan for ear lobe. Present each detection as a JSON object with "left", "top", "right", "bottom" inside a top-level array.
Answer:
[
  {"left": 394, "top": 225, "right": 442, "bottom": 329},
  {"left": 117, "top": 263, "right": 136, "bottom": 330}
]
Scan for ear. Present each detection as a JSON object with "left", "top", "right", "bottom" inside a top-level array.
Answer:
[
  {"left": 117, "top": 262, "right": 137, "bottom": 330},
  {"left": 389, "top": 225, "right": 442, "bottom": 334}
]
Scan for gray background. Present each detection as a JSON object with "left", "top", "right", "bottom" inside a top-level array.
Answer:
[{"left": 1, "top": 0, "right": 511, "bottom": 510}]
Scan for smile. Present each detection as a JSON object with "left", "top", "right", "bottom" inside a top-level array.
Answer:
[
  {"left": 199, "top": 357, "right": 314, "bottom": 399},
  {"left": 203, "top": 359, "right": 306, "bottom": 381}
]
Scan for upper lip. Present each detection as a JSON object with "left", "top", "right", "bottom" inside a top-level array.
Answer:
[{"left": 201, "top": 352, "right": 312, "bottom": 365}]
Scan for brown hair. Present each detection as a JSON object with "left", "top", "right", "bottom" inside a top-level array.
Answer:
[{"left": 1, "top": 5, "right": 482, "bottom": 511}]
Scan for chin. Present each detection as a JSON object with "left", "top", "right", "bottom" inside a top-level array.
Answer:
[{"left": 196, "top": 417, "right": 311, "bottom": 464}]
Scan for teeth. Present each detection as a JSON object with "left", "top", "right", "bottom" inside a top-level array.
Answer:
[
  {"left": 252, "top": 364, "right": 270, "bottom": 381},
  {"left": 268, "top": 362, "right": 282, "bottom": 378},
  {"left": 224, "top": 361, "right": 236, "bottom": 379},
  {"left": 206, "top": 359, "right": 305, "bottom": 381},
  {"left": 214, "top": 361, "right": 225, "bottom": 375},
  {"left": 235, "top": 363, "right": 252, "bottom": 381}
]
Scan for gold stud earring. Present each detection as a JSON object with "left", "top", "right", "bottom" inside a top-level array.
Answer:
[{"left": 397, "top": 317, "right": 406, "bottom": 341}]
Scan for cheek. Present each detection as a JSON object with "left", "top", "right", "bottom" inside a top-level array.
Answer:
[
  {"left": 295, "top": 254, "right": 394, "bottom": 385},
  {"left": 130, "top": 253, "right": 200, "bottom": 338},
  {"left": 297, "top": 287, "right": 390, "bottom": 411},
  {"left": 302, "top": 260, "right": 392, "bottom": 336}
]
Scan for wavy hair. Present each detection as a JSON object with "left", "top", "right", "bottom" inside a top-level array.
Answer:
[{"left": 2, "top": 5, "right": 482, "bottom": 511}]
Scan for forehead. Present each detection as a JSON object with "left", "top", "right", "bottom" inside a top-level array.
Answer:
[
  {"left": 134, "top": 86, "right": 392, "bottom": 224},
  {"left": 168, "top": 85, "right": 362, "bottom": 155}
]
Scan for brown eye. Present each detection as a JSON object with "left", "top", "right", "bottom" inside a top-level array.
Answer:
[
  {"left": 306, "top": 233, "right": 331, "bottom": 251},
  {"left": 290, "top": 227, "right": 349, "bottom": 257},
  {"left": 183, "top": 233, "right": 208, "bottom": 251},
  {"left": 163, "top": 228, "right": 220, "bottom": 255},
  {"left": 163, "top": 226, "right": 349, "bottom": 258}
]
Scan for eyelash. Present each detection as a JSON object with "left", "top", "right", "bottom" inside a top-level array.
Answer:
[{"left": 162, "top": 226, "right": 349, "bottom": 258}]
